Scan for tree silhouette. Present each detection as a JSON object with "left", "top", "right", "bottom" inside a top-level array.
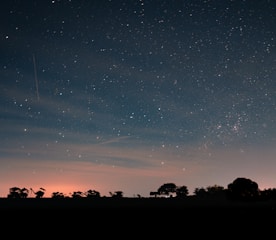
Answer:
[
  {"left": 71, "top": 191, "right": 84, "bottom": 198},
  {"left": 157, "top": 183, "right": 177, "bottom": 197},
  {"left": 194, "top": 187, "right": 208, "bottom": 198},
  {"left": 7, "top": 187, "right": 29, "bottom": 198},
  {"left": 109, "top": 191, "right": 123, "bottom": 198},
  {"left": 175, "top": 185, "right": 189, "bottom": 198},
  {"left": 227, "top": 177, "right": 260, "bottom": 201},
  {"left": 194, "top": 185, "right": 225, "bottom": 198},
  {"left": 85, "top": 189, "right": 101, "bottom": 198},
  {"left": 261, "top": 188, "right": 276, "bottom": 201},
  {"left": 51, "top": 191, "right": 66, "bottom": 198},
  {"left": 30, "top": 187, "right": 45, "bottom": 198},
  {"left": 206, "top": 184, "right": 225, "bottom": 198},
  {"left": 206, "top": 184, "right": 224, "bottom": 194},
  {"left": 20, "top": 187, "right": 29, "bottom": 198}
]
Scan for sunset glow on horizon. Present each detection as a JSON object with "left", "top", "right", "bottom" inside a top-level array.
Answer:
[{"left": 1, "top": 143, "right": 275, "bottom": 198}]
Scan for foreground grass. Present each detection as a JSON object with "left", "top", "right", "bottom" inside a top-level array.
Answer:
[{"left": 1, "top": 196, "right": 276, "bottom": 210}]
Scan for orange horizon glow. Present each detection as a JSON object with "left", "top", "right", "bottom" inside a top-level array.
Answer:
[{"left": 1, "top": 144, "right": 276, "bottom": 198}]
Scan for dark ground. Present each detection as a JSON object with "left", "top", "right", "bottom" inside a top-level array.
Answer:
[
  {"left": 1, "top": 197, "right": 275, "bottom": 237},
  {"left": 1, "top": 196, "right": 276, "bottom": 211}
]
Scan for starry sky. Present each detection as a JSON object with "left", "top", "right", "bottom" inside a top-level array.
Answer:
[{"left": 0, "top": 0, "right": 275, "bottom": 198}]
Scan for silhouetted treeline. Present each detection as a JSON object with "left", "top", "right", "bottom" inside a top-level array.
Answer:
[
  {"left": 3, "top": 177, "right": 276, "bottom": 202},
  {"left": 1, "top": 177, "right": 276, "bottom": 212}
]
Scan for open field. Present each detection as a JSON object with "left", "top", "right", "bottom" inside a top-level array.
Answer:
[
  {"left": 1, "top": 197, "right": 275, "bottom": 231},
  {"left": 1, "top": 196, "right": 276, "bottom": 211}
]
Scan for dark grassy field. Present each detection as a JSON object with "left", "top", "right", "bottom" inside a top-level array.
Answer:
[
  {"left": 1, "top": 196, "right": 276, "bottom": 210},
  {"left": 1, "top": 196, "right": 275, "bottom": 234}
]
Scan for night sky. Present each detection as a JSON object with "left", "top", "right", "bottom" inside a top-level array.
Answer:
[{"left": 1, "top": 0, "right": 275, "bottom": 198}]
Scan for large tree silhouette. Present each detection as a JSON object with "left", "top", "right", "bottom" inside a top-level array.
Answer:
[
  {"left": 227, "top": 177, "right": 260, "bottom": 201},
  {"left": 157, "top": 183, "right": 177, "bottom": 197}
]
